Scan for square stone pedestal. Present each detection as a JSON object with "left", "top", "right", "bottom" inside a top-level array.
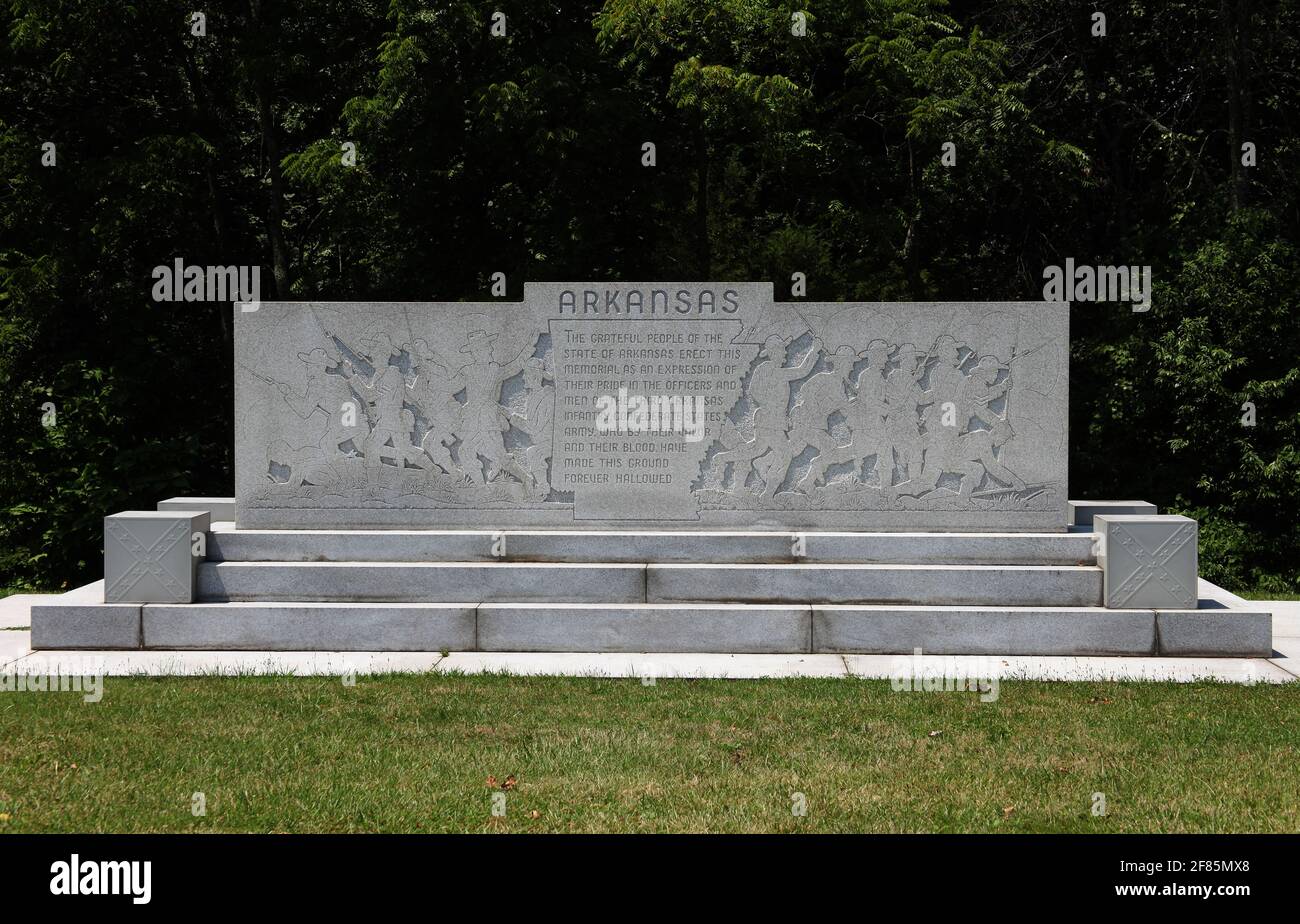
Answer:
[
  {"left": 104, "top": 510, "right": 211, "bottom": 604},
  {"left": 1094, "top": 514, "right": 1197, "bottom": 609}
]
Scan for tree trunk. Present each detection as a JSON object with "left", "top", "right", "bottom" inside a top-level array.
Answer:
[
  {"left": 693, "top": 122, "right": 711, "bottom": 278},
  {"left": 1222, "top": 0, "right": 1253, "bottom": 212},
  {"left": 172, "top": 31, "right": 232, "bottom": 350},
  {"left": 250, "top": 0, "right": 291, "bottom": 297}
]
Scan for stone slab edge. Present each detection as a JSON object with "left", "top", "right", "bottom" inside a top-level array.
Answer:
[
  {"left": 30, "top": 581, "right": 141, "bottom": 649},
  {"left": 1154, "top": 578, "right": 1273, "bottom": 657}
]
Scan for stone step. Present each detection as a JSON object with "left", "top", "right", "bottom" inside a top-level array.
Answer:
[
  {"left": 646, "top": 563, "right": 1103, "bottom": 607},
  {"left": 32, "top": 580, "right": 1272, "bottom": 657},
  {"left": 196, "top": 560, "right": 1103, "bottom": 607},
  {"left": 207, "top": 526, "right": 1096, "bottom": 566},
  {"left": 140, "top": 601, "right": 1145, "bottom": 654},
  {"left": 813, "top": 605, "right": 1154, "bottom": 655},
  {"left": 145, "top": 602, "right": 478, "bottom": 652},
  {"left": 197, "top": 561, "right": 645, "bottom": 604}
]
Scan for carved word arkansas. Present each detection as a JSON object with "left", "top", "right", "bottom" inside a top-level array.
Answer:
[{"left": 559, "top": 288, "right": 739, "bottom": 315}]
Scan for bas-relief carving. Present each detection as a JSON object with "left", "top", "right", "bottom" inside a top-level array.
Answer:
[
  {"left": 696, "top": 303, "right": 1066, "bottom": 516},
  {"left": 235, "top": 285, "right": 1067, "bottom": 529},
  {"left": 238, "top": 305, "right": 559, "bottom": 511}
]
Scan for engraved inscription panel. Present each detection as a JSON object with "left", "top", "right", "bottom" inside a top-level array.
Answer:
[{"left": 235, "top": 284, "right": 1068, "bottom": 530}]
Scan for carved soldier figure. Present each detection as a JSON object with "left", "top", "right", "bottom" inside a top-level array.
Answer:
[
  {"left": 960, "top": 357, "right": 1023, "bottom": 494},
  {"left": 448, "top": 328, "right": 535, "bottom": 488},
  {"left": 408, "top": 338, "right": 467, "bottom": 480},
  {"left": 709, "top": 335, "right": 821, "bottom": 495},
  {"left": 265, "top": 345, "right": 367, "bottom": 486},
  {"left": 803, "top": 343, "right": 886, "bottom": 489},
  {"left": 880, "top": 343, "right": 929, "bottom": 488},
  {"left": 509, "top": 357, "right": 555, "bottom": 499},
  {"left": 278, "top": 346, "right": 366, "bottom": 457},
  {"left": 906, "top": 353, "right": 1025, "bottom": 499},
  {"left": 355, "top": 333, "right": 413, "bottom": 477},
  {"left": 777, "top": 345, "right": 856, "bottom": 496}
]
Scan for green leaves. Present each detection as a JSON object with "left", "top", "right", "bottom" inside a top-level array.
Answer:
[{"left": 1, "top": 0, "right": 1298, "bottom": 593}]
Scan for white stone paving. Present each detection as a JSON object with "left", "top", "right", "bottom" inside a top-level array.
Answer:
[
  {"left": 0, "top": 643, "right": 1293, "bottom": 683},
  {"left": 3, "top": 646, "right": 445, "bottom": 676},
  {"left": 0, "top": 593, "right": 43, "bottom": 629},
  {"left": 845, "top": 653, "right": 1294, "bottom": 684},
  {"left": 0, "top": 630, "right": 33, "bottom": 668},
  {"left": 1267, "top": 600, "right": 1300, "bottom": 639},
  {"left": 1267, "top": 635, "right": 1300, "bottom": 680},
  {"left": 436, "top": 651, "right": 848, "bottom": 678}
]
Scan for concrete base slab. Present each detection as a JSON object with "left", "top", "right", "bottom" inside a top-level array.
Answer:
[
  {"left": 647, "top": 563, "right": 1102, "bottom": 606},
  {"left": 1, "top": 630, "right": 32, "bottom": 667},
  {"left": 1267, "top": 636, "right": 1300, "bottom": 679},
  {"left": 436, "top": 651, "right": 849, "bottom": 678},
  {"left": 802, "top": 532, "right": 1094, "bottom": 565},
  {"left": 1266, "top": 600, "right": 1300, "bottom": 638},
  {"left": 813, "top": 605, "right": 1155, "bottom": 655},
  {"left": 26, "top": 573, "right": 1277, "bottom": 660},
  {"left": 4, "top": 647, "right": 1293, "bottom": 683},
  {"left": 0, "top": 593, "right": 46, "bottom": 628},
  {"left": 143, "top": 602, "right": 476, "bottom": 651},
  {"left": 7, "top": 649, "right": 445, "bottom": 677},
  {"left": 30, "top": 582, "right": 141, "bottom": 649},
  {"left": 843, "top": 653, "right": 1295, "bottom": 684},
  {"left": 208, "top": 528, "right": 492, "bottom": 563},
  {"left": 1155, "top": 606, "right": 1272, "bottom": 657}
]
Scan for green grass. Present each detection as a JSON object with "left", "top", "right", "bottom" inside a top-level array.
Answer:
[{"left": 1, "top": 673, "right": 1297, "bottom": 833}]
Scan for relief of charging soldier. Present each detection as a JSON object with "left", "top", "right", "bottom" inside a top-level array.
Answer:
[
  {"left": 406, "top": 338, "right": 471, "bottom": 482},
  {"left": 440, "top": 326, "right": 537, "bottom": 489},
  {"left": 350, "top": 330, "right": 424, "bottom": 479},
  {"left": 707, "top": 335, "right": 823, "bottom": 494},
  {"left": 503, "top": 356, "right": 556, "bottom": 500},
  {"left": 923, "top": 334, "right": 969, "bottom": 397},
  {"left": 771, "top": 345, "right": 861, "bottom": 499},
  {"left": 876, "top": 342, "right": 932, "bottom": 490},
  {"left": 904, "top": 353, "right": 1025, "bottom": 499},
  {"left": 802, "top": 339, "right": 893, "bottom": 491},
  {"left": 389, "top": 405, "right": 460, "bottom": 482},
  {"left": 798, "top": 340, "right": 928, "bottom": 500},
  {"left": 874, "top": 334, "right": 969, "bottom": 488},
  {"left": 261, "top": 344, "right": 372, "bottom": 487}
]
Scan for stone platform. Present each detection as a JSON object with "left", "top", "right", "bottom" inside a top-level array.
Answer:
[
  {"left": 19, "top": 281, "right": 1276, "bottom": 662},
  {"left": 31, "top": 524, "right": 1271, "bottom": 656}
]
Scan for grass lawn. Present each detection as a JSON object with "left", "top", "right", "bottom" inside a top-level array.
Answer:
[{"left": 1, "top": 673, "right": 1297, "bottom": 833}]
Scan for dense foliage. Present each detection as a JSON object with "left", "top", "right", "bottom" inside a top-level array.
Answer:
[{"left": 2, "top": 0, "right": 1297, "bottom": 592}]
